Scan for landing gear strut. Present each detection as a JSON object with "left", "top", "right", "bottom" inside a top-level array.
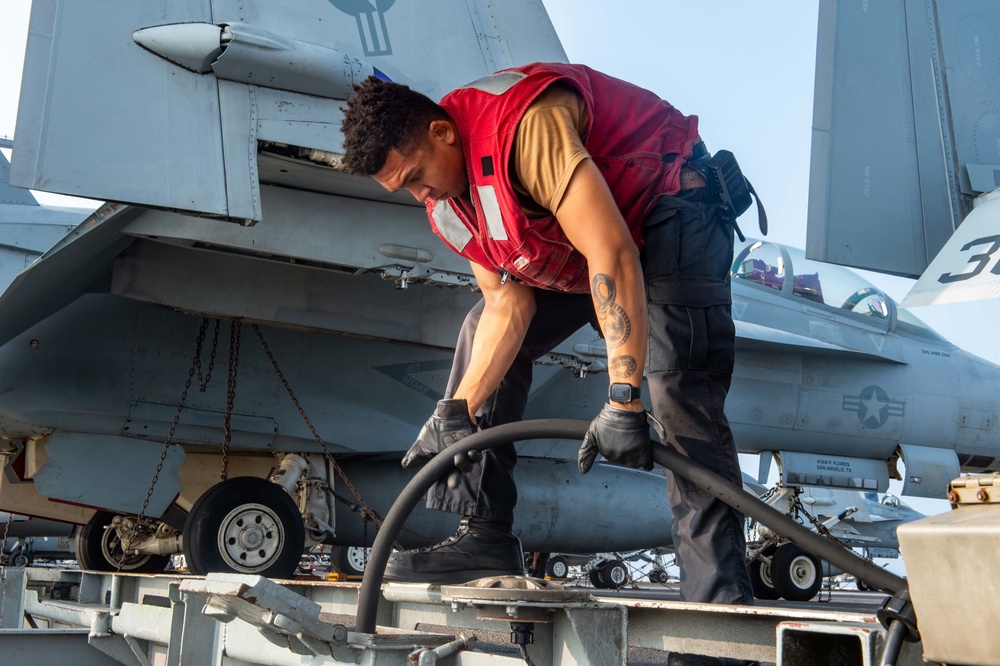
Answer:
[
  {"left": 77, "top": 511, "right": 171, "bottom": 573},
  {"left": 589, "top": 558, "right": 628, "bottom": 589}
]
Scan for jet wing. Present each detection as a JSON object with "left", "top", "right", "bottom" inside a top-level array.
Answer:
[
  {"left": 11, "top": 0, "right": 566, "bottom": 224},
  {"left": 0, "top": 203, "right": 140, "bottom": 347},
  {"left": 735, "top": 320, "right": 906, "bottom": 364}
]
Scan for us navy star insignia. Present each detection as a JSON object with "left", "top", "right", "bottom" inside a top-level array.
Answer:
[{"left": 842, "top": 385, "right": 905, "bottom": 429}]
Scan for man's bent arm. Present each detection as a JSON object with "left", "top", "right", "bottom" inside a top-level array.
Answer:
[
  {"left": 453, "top": 262, "right": 537, "bottom": 422},
  {"left": 555, "top": 159, "right": 647, "bottom": 410}
]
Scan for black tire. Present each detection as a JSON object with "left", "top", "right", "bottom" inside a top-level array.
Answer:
[
  {"left": 771, "top": 544, "right": 823, "bottom": 602},
  {"left": 601, "top": 559, "right": 628, "bottom": 589},
  {"left": 76, "top": 511, "right": 170, "bottom": 573},
  {"left": 748, "top": 557, "right": 780, "bottom": 600},
  {"left": 648, "top": 567, "right": 669, "bottom": 585},
  {"left": 589, "top": 564, "right": 607, "bottom": 589},
  {"left": 748, "top": 544, "right": 779, "bottom": 600},
  {"left": 856, "top": 578, "right": 874, "bottom": 592},
  {"left": 545, "top": 555, "right": 569, "bottom": 579},
  {"left": 183, "top": 477, "right": 305, "bottom": 578},
  {"left": 333, "top": 546, "right": 370, "bottom": 576}
]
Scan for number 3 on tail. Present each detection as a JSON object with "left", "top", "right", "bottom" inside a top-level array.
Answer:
[{"left": 938, "top": 235, "right": 1000, "bottom": 283}]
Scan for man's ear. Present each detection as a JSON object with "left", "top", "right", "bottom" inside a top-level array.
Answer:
[{"left": 428, "top": 119, "right": 458, "bottom": 145}]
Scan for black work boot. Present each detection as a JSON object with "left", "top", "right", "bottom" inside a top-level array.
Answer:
[{"left": 383, "top": 517, "right": 525, "bottom": 583}]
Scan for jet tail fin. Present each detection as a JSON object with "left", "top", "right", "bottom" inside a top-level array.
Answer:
[
  {"left": 901, "top": 194, "right": 1000, "bottom": 307},
  {"left": 0, "top": 148, "right": 39, "bottom": 207}
]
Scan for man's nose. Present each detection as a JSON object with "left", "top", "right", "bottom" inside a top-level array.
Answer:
[{"left": 407, "top": 184, "right": 430, "bottom": 201}]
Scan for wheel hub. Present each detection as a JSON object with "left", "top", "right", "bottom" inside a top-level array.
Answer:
[
  {"left": 789, "top": 555, "right": 816, "bottom": 588},
  {"left": 760, "top": 560, "right": 774, "bottom": 587},
  {"left": 218, "top": 503, "right": 285, "bottom": 572},
  {"left": 347, "top": 547, "right": 369, "bottom": 571},
  {"left": 101, "top": 524, "right": 151, "bottom": 571}
]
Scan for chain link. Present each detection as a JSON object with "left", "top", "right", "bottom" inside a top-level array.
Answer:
[
  {"left": 362, "top": 516, "right": 370, "bottom": 570},
  {"left": 0, "top": 488, "right": 11, "bottom": 565},
  {"left": 250, "top": 324, "right": 434, "bottom": 547},
  {"left": 221, "top": 321, "right": 242, "bottom": 481},
  {"left": 118, "top": 318, "right": 211, "bottom": 572},
  {"left": 195, "top": 319, "right": 221, "bottom": 392},
  {"left": 791, "top": 498, "right": 842, "bottom": 602},
  {"left": 0, "top": 508, "right": 12, "bottom": 626}
]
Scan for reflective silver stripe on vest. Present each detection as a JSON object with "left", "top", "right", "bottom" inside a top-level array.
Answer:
[
  {"left": 477, "top": 185, "right": 507, "bottom": 241},
  {"left": 460, "top": 71, "right": 526, "bottom": 95},
  {"left": 431, "top": 200, "right": 472, "bottom": 251}
]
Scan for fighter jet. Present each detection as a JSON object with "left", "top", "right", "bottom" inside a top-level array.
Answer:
[
  {"left": 0, "top": 0, "right": 995, "bottom": 579},
  {"left": 745, "top": 487, "right": 924, "bottom": 601},
  {"left": 0, "top": 512, "right": 76, "bottom": 567},
  {"left": 546, "top": 480, "right": 922, "bottom": 596}
]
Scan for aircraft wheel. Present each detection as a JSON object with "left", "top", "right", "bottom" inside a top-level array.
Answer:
[
  {"left": 748, "top": 544, "right": 779, "bottom": 600},
  {"left": 545, "top": 555, "right": 569, "bottom": 579},
  {"left": 855, "top": 578, "right": 875, "bottom": 592},
  {"left": 648, "top": 567, "right": 669, "bottom": 585},
  {"left": 589, "top": 563, "right": 607, "bottom": 589},
  {"left": 76, "top": 511, "right": 170, "bottom": 573},
  {"left": 333, "top": 546, "right": 370, "bottom": 576},
  {"left": 183, "top": 477, "right": 304, "bottom": 578},
  {"left": 771, "top": 544, "right": 823, "bottom": 602},
  {"left": 600, "top": 559, "right": 628, "bottom": 589},
  {"left": 748, "top": 557, "right": 780, "bottom": 600}
]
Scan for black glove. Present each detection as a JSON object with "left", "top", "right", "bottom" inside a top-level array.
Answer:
[
  {"left": 578, "top": 403, "right": 654, "bottom": 474},
  {"left": 402, "top": 399, "right": 480, "bottom": 471}
]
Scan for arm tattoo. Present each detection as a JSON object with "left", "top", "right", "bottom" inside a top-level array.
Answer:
[
  {"left": 609, "top": 355, "right": 638, "bottom": 379},
  {"left": 592, "top": 273, "right": 631, "bottom": 347}
]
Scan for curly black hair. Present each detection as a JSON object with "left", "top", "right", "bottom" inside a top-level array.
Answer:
[{"left": 341, "top": 76, "right": 451, "bottom": 176}]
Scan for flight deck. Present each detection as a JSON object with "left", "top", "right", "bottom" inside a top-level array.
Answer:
[{"left": 0, "top": 566, "right": 927, "bottom": 665}]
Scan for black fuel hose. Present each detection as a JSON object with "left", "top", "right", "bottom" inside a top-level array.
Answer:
[
  {"left": 355, "top": 419, "right": 908, "bottom": 634},
  {"left": 879, "top": 617, "right": 909, "bottom": 666}
]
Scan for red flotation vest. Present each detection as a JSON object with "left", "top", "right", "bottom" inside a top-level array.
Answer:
[{"left": 427, "top": 62, "right": 700, "bottom": 293}]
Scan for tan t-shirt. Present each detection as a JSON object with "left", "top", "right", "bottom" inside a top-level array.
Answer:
[{"left": 511, "top": 83, "right": 590, "bottom": 219}]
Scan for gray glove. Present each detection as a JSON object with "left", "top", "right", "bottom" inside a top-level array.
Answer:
[
  {"left": 578, "top": 403, "right": 654, "bottom": 474},
  {"left": 402, "top": 399, "right": 481, "bottom": 471}
]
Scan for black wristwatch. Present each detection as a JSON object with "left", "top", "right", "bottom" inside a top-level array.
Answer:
[{"left": 609, "top": 383, "right": 641, "bottom": 404}]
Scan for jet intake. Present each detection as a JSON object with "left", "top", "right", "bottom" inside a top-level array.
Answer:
[{"left": 133, "top": 22, "right": 386, "bottom": 99}]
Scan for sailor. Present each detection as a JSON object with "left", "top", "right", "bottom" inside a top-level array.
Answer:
[{"left": 341, "top": 63, "right": 754, "bottom": 660}]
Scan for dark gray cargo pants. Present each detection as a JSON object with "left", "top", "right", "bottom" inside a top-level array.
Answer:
[{"left": 426, "top": 191, "right": 754, "bottom": 606}]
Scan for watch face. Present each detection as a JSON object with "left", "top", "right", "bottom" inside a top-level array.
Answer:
[{"left": 610, "top": 383, "right": 639, "bottom": 403}]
